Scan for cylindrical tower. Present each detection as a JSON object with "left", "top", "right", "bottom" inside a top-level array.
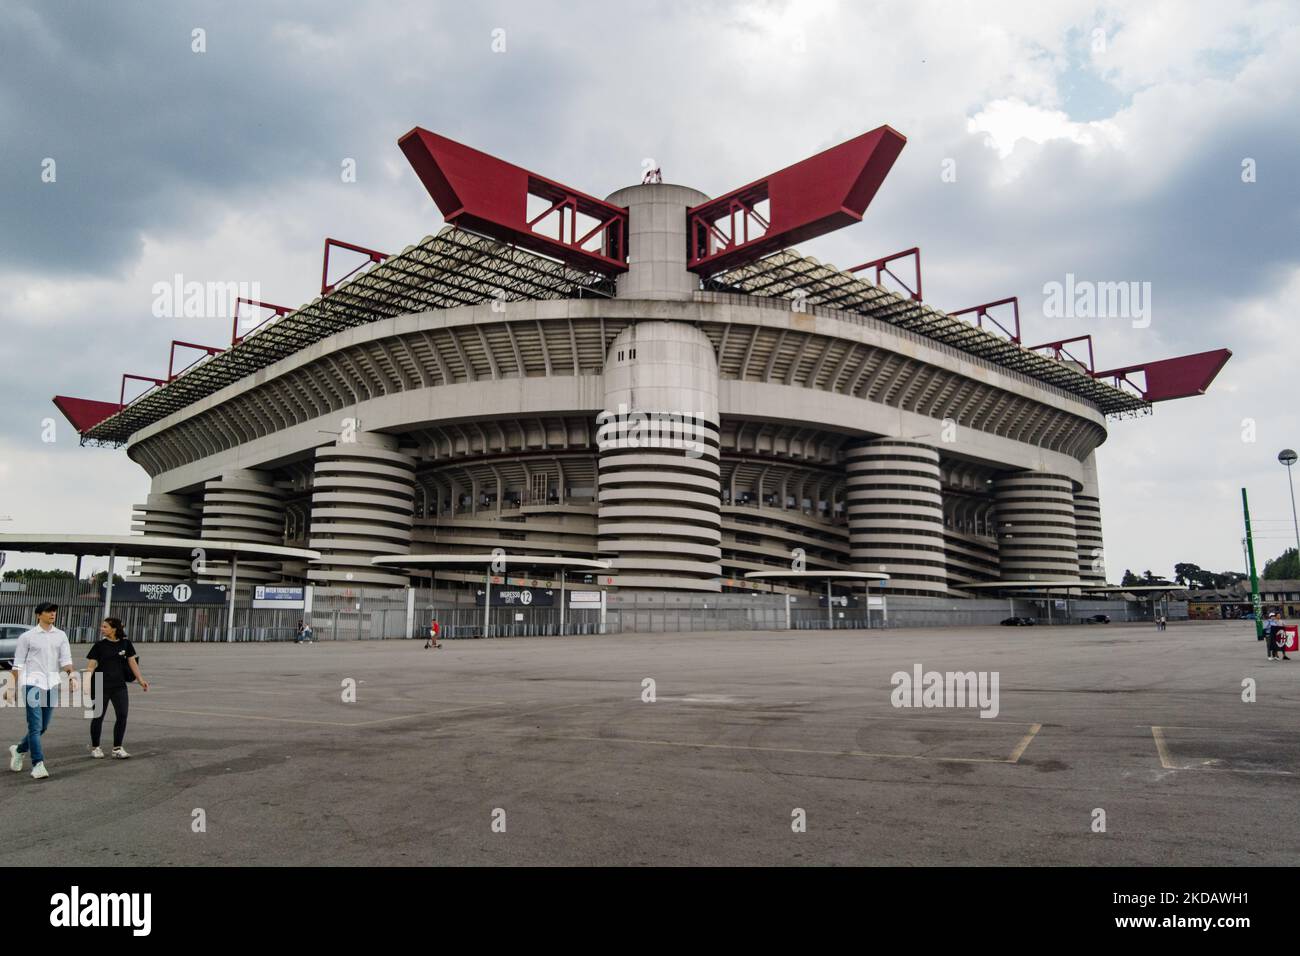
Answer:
[
  {"left": 598, "top": 321, "right": 722, "bottom": 590},
  {"left": 198, "top": 469, "right": 287, "bottom": 584},
  {"left": 604, "top": 183, "right": 709, "bottom": 301},
  {"left": 131, "top": 492, "right": 202, "bottom": 581},
  {"left": 1074, "top": 452, "right": 1106, "bottom": 584},
  {"left": 993, "top": 470, "right": 1080, "bottom": 581},
  {"left": 307, "top": 433, "right": 415, "bottom": 587},
  {"left": 844, "top": 439, "right": 948, "bottom": 595}
]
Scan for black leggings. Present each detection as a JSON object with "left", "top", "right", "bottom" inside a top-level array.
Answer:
[{"left": 90, "top": 685, "right": 130, "bottom": 748}]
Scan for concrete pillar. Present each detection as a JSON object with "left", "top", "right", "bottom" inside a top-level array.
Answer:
[
  {"left": 307, "top": 433, "right": 415, "bottom": 588},
  {"left": 993, "top": 470, "right": 1080, "bottom": 582},
  {"left": 598, "top": 321, "right": 721, "bottom": 591},
  {"left": 1074, "top": 452, "right": 1106, "bottom": 584},
  {"left": 131, "top": 492, "right": 202, "bottom": 581},
  {"left": 604, "top": 183, "right": 709, "bottom": 301},
  {"left": 844, "top": 439, "right": 948, "bottom": 596},
  {"left": 198, "top": 469, "right": 287, "bottom": 584}
]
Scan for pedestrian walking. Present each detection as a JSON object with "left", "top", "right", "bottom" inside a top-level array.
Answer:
[
  {"left": 85, "top": 617, "right": 148, "bottom": 759},
  {"left": 5, "top": 602, "right": 78, "bottom": 780},
  {"left": 424, "top": 617, "right": 441, "bottom": 649},
  {"left": 1265, "top": 612, "right": 1281, "bottom": 661},
  {"left": 1273, "top": 613, "right": 1292, "bottom": 661}
]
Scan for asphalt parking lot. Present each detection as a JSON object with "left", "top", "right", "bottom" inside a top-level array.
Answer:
[{"left": 0, "top": 620, "right": 1293, "bottom": 866}]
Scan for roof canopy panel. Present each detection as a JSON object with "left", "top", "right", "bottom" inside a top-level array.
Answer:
[
  {"left": 79, "top": 226, "right": 615, "bottom": 447},
  {"left": 703, "top": 250, "right": 1153, "bottom": 417}
]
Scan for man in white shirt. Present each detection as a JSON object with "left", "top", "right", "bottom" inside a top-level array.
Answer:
[{"left": 4, "top": 602, "right": 78, "bottom": 779}]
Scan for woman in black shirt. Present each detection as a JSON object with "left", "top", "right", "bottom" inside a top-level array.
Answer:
[{"left": 85, "top": 618, "right": 149, "bottom": 759}]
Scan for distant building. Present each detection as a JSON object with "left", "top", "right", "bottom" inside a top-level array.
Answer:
[{"left": 1187, "top": 580, "right": 1300, "bottom": 619}]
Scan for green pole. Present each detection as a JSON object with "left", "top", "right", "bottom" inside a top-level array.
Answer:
[{"left": 1242, "top": 488, "right": 1264, "bottom": 640}]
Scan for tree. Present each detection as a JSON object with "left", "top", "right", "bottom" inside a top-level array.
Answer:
[
  {"left": 1211, "top": 571, "right": 1248, "bottom": 589},
  {"left": 89, "top": 570, "right": 125, "bottom": 588},
  {"left": 1173, "top": 563, "right": 1202, "bottom": 587},
  {"left": 1263, "top": 548, "right": 1300, "bottom": 580},
  {"left": 2, "top": 568, "right": 74, "bottom": 581},
  {"left": 1121, "top": 569, "right": 1140, "bottom": 586}
]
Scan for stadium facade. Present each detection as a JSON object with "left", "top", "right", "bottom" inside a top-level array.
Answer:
[{"left": 53, "top": 126, "right": 1231, "bottom": 603}]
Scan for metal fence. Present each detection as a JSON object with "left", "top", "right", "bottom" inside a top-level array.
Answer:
[{"left": 0, "top": 577, "right": 1150, "bottom": 643}]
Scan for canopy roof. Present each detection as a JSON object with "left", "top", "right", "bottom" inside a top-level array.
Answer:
[
  {"left": 78, "top": 226, "right": 615, "bottom": 447},
  {"left": 704, "top": 251, "right": 1151, "bottom": 417}
]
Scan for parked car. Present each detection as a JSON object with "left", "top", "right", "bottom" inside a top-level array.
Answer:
[
  {"left": 0, "top": 622, "right": 30, "bottom": 669},
  {"left": 1000, "top": 616, "right": 1036, "bottom": 626},
  {"left": 1084, "top": 614, "right": 1111, "bottom": 624}
]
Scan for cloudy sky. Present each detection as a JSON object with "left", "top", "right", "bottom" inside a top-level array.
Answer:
[{"left": 1, "top": 0, "right": 1297, "bottom": 579}]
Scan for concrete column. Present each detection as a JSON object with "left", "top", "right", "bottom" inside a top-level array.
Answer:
[
  {"left": 598, "top": 321, "right": 722, "bottom": 591},
  {"left": 198, "top": 470, "right": 286, "bottom": 584},
  {"left": 845, "top": 439, "right": 948, "bottom": 596},
  {"left": 131, "top": 491, "right": 202, "bottom": 581},
  {"left": 604, "top": 183, "right": 709, "bottom": 301},
  {"left": 307, "top": 433, "right": 415, "bottom": 588},
  {"left": 1074, "top": 452, "right": 1106, "bottom": 584},
  {"left": 993, "top": 470, "right": 1080, "bottom": 582}
]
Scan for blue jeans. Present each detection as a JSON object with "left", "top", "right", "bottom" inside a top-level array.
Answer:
[{"left": 16, "top": 686, "right": 58, "bottom": 765}]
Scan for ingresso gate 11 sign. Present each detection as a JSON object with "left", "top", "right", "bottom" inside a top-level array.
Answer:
[{"left": 106, "top": 582, "right": 228, "bottom": 605}]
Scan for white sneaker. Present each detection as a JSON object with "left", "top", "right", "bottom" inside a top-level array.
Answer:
[
  {"left": 90, "top": 746, "right": 104, "bottom": 759},
  {"left": 31, "top": 762, "right": 48, "bottom": 779},
  {"left": 112, "top": 747, "right": 130, "bottom": 759},
  {"left": 9, "top": 744, "right": 22, "bottom": 772}
]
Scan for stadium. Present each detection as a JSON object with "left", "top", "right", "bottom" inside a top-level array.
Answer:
[{"left": 46, "top": 124, "right": 1230, "bottom": 634}]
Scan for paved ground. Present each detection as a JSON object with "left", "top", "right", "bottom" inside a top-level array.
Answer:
[{"left": 0, "top": 620, "right": 1294, "bottom": 866}]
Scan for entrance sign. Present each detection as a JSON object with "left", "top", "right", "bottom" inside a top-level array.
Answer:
[
  {"left": 475, "top": 587, "right": 554, "bottom": 607},
  {"left": 106, "top": 582, "right": 226, "bottom": 605}
]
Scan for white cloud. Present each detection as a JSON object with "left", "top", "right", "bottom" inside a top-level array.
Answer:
[{"left": 966, "top": 98, "right": 1123, "bottom": 181}]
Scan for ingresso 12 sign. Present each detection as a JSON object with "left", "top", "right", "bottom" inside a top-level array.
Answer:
[
  {"left": 475, "top": 587, "right": 555, "bottom": 607},
  {"left": 106, "top": 582, "right": 228, "bottom": 605}
]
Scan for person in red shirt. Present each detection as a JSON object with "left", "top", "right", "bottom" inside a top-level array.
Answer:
[{"left": 424, "top": 618, "right": 441, "bottom": 649}]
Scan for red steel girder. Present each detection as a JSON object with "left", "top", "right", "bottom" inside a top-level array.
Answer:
[
  {"left": 119, "top": 373, "right": 166, "bottom": 408},
  {"left": 949, "top": 297, "right": 1021, "bottom": 344},
  {"left": 849, "top": 247, "right": 922, "bottom": 301},
  {"left": 322, "top": 238, "right": 389, "bottom": 295},
  {"left": 1093, "top": 348, "right": 1232, "bottom": 403},
  {"left": 398, "top": 128, "right": 629, "bottom": 275},
  {"left": 687, "top": 126, "right": 906, "bottom": 275},
  {"left": 168, "top": 340, "right": 225, "bottom": 381},
  {"left": 1027, "top": 334, "right": 1095, "bottom": 374},
  {"left": 51, "top": 396, "right": 123, "bottom": 434},
  {"left": 232, "top": 298, "right": 292, "bottom": 346}
]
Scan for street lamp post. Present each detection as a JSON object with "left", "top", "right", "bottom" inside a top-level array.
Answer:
[{"left": 1281, "top": 449, "right": 1300, "bottom": 573}]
